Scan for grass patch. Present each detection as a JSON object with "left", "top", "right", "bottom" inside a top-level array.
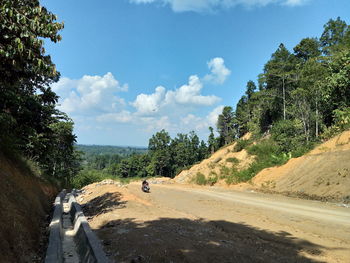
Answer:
[
  {"left": 225, "top": 139, "right": 291, "bottom": 185},
  {"left": 226, "top": 157, "right": 239, "bottom": 164},
  {"left": 233, "top": 139, "right": 252, "bottom": 152},
  {"left": 207, "top": 172, "right": 218, "bottom": 186},
  {"left": 193, "top": 172, "right": 207, "bottom": 185}
]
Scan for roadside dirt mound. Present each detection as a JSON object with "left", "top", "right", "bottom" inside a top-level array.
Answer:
[
  {"left": 0, "top": 151, "right": 57, "bottom": 262},
  {"left": 174, "top": 133, "right": 254, "bottom": 184},
  {"left": 252, "top": 130, "right": 350, "bottom": 202}
]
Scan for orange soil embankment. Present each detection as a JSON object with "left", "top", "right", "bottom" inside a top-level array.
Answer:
[
  {"left": 0, "top": 152, "right": 57, "bottom": 262},
  {"left": 252, "top": 131, "right": 350, "bottom": 202}
]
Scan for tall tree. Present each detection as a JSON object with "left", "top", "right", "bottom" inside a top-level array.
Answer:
[
  {"left": 217, "top": 106, "right": 235, "bottom": 145},
  {"left": 207, "top": 127, "right": 216, "bottom": 154},
  {"left": 294, "top": 38, "right": 321, "bottom": 62},
  {"left": 263, "top": 43, "right": 297, "bottom": 121},
  {"left": 320, "top": 17, "right": 349, "bottom": 55},
  {"left": 0, "top": 0, "right": 64, "bottom": 147},
  {"left": 148, "top": 130, "right": 172, "bottom": 177}
]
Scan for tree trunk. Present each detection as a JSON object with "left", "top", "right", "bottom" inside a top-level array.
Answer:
[
  {"left": 283, "top": 76, "right": 286, "bottom": 120},
  {"left": 315, "top": 96, "right": 319, "bottom": 138}
]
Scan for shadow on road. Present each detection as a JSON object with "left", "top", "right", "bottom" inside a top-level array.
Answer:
[
  {"left": 82, "top": 192, "right": 126, "bottom": 218},
  {"left": 95, "top": 217, "right": 328, "bottom": 263}
]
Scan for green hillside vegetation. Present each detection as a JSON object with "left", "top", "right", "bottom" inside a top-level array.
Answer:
[
  {"left": 72, "top": 130, "right": 209, "bottom": 188},
  {"left": 76, "top": 144, "right": 147, "bottom": 157}
]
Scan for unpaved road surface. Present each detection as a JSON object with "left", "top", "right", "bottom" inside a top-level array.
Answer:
[{"left": 80, "top": 182, "right": 350, "bottom": 263}]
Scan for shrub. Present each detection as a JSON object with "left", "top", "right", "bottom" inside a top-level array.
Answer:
[
  {"left": 207, "top": 173, "right": 218, "bottom": 186},
  {"left": 71, "top": 169, "right": 111, "bottom": 188},
  {"left": 234, "top": 139, "right": 252, "bottom": 152},
  {"left": 194, "top": 172, "right": 207, "bottom": 185},
  {"left": 271, "top": 119, "right": 305, "bottom": 153},
  {"left": 226, "top": 157, "right": 239, "bottom": 164},
  {"left": 219, "top": 165, "right": 231, "bottom": 178}
]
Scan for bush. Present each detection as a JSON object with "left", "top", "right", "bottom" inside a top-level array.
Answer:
[
  {"left": 225, "top": 139, "right": 291, "bottom": 185},
  {"left": 71, "top": 169, "right": 111, "bottom": 189},
  {"left": 219, "top": 165, "right": 231, "bottom": 178},
  {"left": 234, "top": 139, "right": 251, "bottom": 152},
  {"left": 226, "top": 157, "right": 239, "bottom": 164},
  {"left": 194, "top": 172, "right": 207, "bottom": 185},
  {"left": 271, "top": 119, "right": 305, "bottom": 153},
  {"left": 207, "top": 172, "right": 218, "bottom": 185}
]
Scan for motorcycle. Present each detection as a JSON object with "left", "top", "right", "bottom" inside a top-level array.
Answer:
[{"left": 141, "top": 180, "right": 150, "bottom": 193}]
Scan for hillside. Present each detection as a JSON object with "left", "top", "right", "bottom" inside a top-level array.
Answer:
[
  {"left": 174, "top": 133, "right": 254, "bottom": 185},
  {"left": 252, "top": 131, "right": 350, "bottom": 202},
  {"left": 174, "top": 131, "right": 350, "bottom": 203},
  {"left": 0, "top": 152, "right": 57, "bottom": 262}
]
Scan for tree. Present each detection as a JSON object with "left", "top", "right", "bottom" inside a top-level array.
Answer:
[
  {"left": 263, "top": 43, "right": 297, "bottom": 121},
  {"left": 217, "top": 106, "right": 235, "bottom": 145},
  {"left": 294, "top": 38, "right": 321, "bottom": 62},
  {"left": 245, "top": 80, "right": 257, "bottom": 100},
  {"left": 0, "top": 0, "right": 64, "bottom": 146},
  {"left": 320, "top": 17, "right": 349, "bottom": 55},
  {"left": 148, "top": 130, "right": 172, "bottom": 177},
  {"left": 235, "top": 95, "right": 249, "bottom": 137},
  {"left": 207, "top": 127, "right": 216, "bottom": 154},
  {"left": 323, "top": 49, "right": 350, "bottom": 126}
]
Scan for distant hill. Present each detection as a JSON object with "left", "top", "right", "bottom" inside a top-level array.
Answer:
[{"left": 76, "top": 144, "right": 148, "bottom": 157}]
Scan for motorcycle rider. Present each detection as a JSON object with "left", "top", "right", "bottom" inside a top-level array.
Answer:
[{"left": 142, "top": 180, "right": 150, "bottom": 192}]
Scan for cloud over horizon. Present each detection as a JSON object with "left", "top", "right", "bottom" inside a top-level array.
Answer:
[
  {"left": 129, "top": 0, "right": 309, "bottom": 12},
  {"left": 52, "top": 57, "right": 230, "bottom": 142},
  {"left": 52, "top": 72, "right": 127, "bottom": 115}
]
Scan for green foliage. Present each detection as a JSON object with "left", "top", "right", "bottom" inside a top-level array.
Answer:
[
  {"left": 0, "top": 1, "right": 82, "bottom": 187},
  {"left": 271, "top": 119, "right": 304, "bottom": 153},
  {"left": 75, "top": 129, "right": 209, "bottom": 186},
  {"left": 225, "top": 139, "right": 291, "bottom": 185},
  {"left": 193, "top": 172, "right": 207, "bottom": 185},
  {"left": 321, "top": 107, "right": 350, "bottom": 140},
  {"left": 219, "top": 165, "right": 231, "bottom": 178},
  {"left": 226, "top": 157, "right": 239, "bottom": 164},
  {"left": 234, "top": 139, "right": 251, "bottom": 152},
  {"left": 217, "top": 106, "right": 236, "bottom": 146},
  {"left": 207, "top": 173, "right": 218, "bottom": 186},
  {"left": 71, "top": 169, "right": 109, "bottom": 189},
  {"left": 76, "top": 145, "right": 147, "bottom": 158}
]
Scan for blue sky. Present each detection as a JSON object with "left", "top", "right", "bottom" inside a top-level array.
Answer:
[{"left": 41, "top": 0, "right": 350, "bottom": 147}]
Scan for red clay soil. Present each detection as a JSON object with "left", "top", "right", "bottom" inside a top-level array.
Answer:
[{"left": 0, "top": 152, "right": 57, "bottom": 263}]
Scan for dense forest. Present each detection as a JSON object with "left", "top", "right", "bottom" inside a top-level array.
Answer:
[
  {"left": 216, "top": 17, "right": 350, "bottom": 155},
  {"left": 1, "top": 0, "right": 349, "bottom": 188},
  {"left": 76, "top": 145, "right": 147, "bottom": 158}
]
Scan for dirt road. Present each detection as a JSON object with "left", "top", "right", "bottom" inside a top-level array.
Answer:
[{"left": 80, "top": 182, "right": 350, "bottom": 263}]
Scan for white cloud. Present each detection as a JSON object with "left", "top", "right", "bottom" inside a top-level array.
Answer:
[
  {"left": 166, "top": 75, "right": 220, "bottom": 106},
  {"left": 53, "top": 58, "right": 229, "bottom": 145},
  {"left": 131, "top": 86, "right": 166, "bottom": 115},
  {"left": 180, "top": 105, "right": 224, "bottom": 132},
  {"left": 141, "top": 116, "right": 173, "bottom": 132},
  {"left": 128, "top": 0, "right": 309, "bottom": 12},
  {"left": 283, "top": 0, "right": 307, "bottom": 6},
  {"left": 96, "top": 111, "right": 133, "bottom": 123},
  {"left": 206, "top": 105, "right": 224, "bottom": 127},
  {"left": 52, "top": 72, "right": 127, "bottom": 114},
  {"left": 204, "top": 57, "right": 231, "bottom": 84},
  {"left": 131, "top": 73, "right": 221, "bottom": 116}
]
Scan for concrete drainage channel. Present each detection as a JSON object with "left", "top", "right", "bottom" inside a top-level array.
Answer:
[{"left": 45, "top": 190, "right": 109, "bottom": 263}]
